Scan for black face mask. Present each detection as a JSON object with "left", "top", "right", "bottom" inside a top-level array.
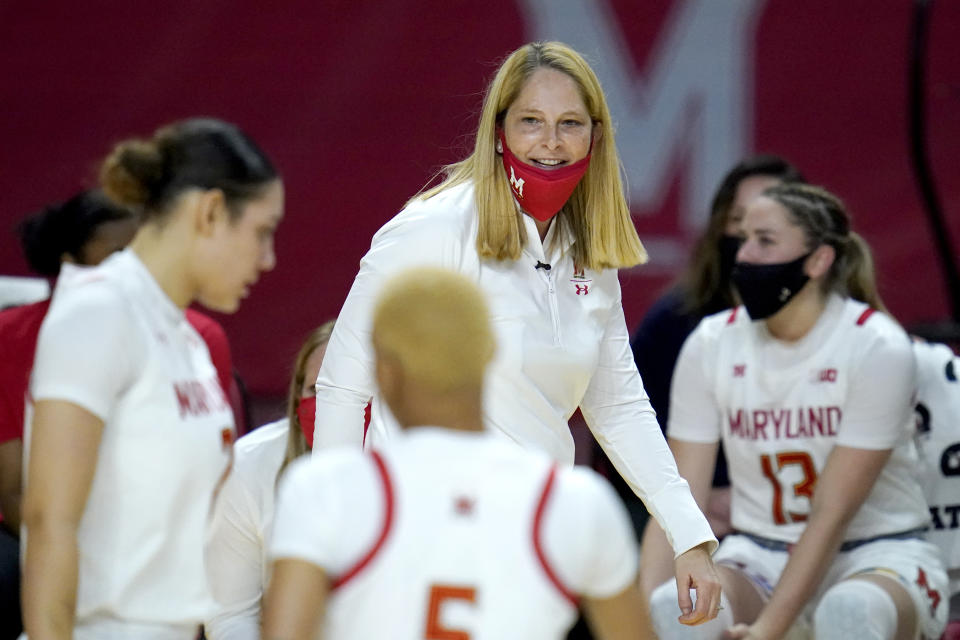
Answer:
[
  {"left": 718, "top": 234, "right": 742, "bottom": 287},
  {"left": 731, "top": 252, "right": 812, "bottom": 320}
]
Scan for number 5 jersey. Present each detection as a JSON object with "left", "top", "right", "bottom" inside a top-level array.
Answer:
[
  {"left": 669, "top": 293, "right": 929, "bottom": 542},
  {"left": 269, "top": 427, "right": 639, "bottom": 640}
]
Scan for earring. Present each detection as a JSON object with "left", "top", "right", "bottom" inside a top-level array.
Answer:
[{"left": 495, "top": 140, "right": 503, "bottom": 153}]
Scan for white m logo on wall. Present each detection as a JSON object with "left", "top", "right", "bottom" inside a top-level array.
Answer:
[{"left": 519, "top": 0, "right": 765, "bottom": 269}]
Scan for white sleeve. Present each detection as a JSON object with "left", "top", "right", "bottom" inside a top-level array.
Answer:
[
  {"left": 270, "top": 452, "right": 381, "bottom": 575},
  {"left": 270, "top": 458, "right": 341, "bottom": 567},
  {"left": 204, "top": 468, "right": 265, "bottom": 640},
  {"left": 580, "top": 292, "right": 717, "bottom": 557},
  {"left": 31, "top": 283, "right": 139, "bottom": 420},
  {"left": 542, "top": 467, "right": 638, "bottom": 598},
  {"left": 667, "top": 324, "right": 722, "bottom": 443},
  {"left": 837, "top": 327, "right": 916, "bottom": 449},
  {"left": 313, "top": 206, "right": 465, "bottom": 450}
]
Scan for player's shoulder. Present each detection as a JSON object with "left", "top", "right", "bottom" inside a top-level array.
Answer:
[
  {"left": 690, "top": 305, "right": 745, "bottom": 345},
  {"left": 375, "top": 182, "right": 475, "bottom": 245},
  {"left": 235, "top": 419, "right": 289, "bottom": 465},
  {"left": 835, "top": 297, "right": 895, "bottom": 333},
  {"left": 43, "top": 263, "right": 132, "bottom": 335},
  {"left": 836, "top": 298, "right": 910, "bottom": 352},
  {"left": 912, "top": 340, "right": 957, "bottom": 385},
  {"left": 54, "top": 264, "right": 123, "bottom": 304},
  {"left": 555, "top": 464, "right": 615, "bottom": 490},
  {"left": 283, "top": 447, "right": 374, "bottom": 494},
  {"left": 402, "top": 181, "right": 475, "bottom": 218},
  {"left": 552, "top": 465, "right": 620, "bottom": 507}
]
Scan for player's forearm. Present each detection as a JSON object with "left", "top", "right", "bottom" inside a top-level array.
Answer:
[
  {"left": 22, "top": 520, "right": 80, "bottom": 639},
  {"left": 312, "top": 394, "right": 367, "bottom": 450}
]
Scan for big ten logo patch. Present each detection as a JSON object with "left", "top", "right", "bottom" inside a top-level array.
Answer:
[{"left": 811, "top": 368, "right": 837, "bottom": 383}]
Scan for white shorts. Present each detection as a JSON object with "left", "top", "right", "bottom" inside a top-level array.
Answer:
[{"left": 715, "top": 533, "right": 948, "bottom": 639}]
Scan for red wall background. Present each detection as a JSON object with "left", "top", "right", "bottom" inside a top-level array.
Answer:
[{"left": 1, "top": 1, "right": 958, "bottom": 398}]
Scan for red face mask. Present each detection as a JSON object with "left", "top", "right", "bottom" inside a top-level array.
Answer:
[
  {"left": 498, "top": 130, "right": 592, "bottom": 222},
  {"left": 296, "top": 396, "right": 316, "bottom": 448}
]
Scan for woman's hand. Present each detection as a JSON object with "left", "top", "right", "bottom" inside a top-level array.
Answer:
[{"left": 674, "top": 541, "right": 723, "bottom": 625}]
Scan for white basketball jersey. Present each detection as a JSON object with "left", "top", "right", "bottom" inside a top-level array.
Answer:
[
  {"left": 670, "top": 294, "right": 929, "bottom": 542},
  {"left": 913, "top": 340, "right": 960, "bottom": 582},
  {"left": 27, "top": 250, "right": 235, "bottom": 627},
  {"left": 271, "top": 428, "right": 637, "bottom": 640}
]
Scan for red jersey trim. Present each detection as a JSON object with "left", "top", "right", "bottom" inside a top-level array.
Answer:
[
  {"left": 532, "top": 465, "right": 579, "bottom": 607},
  {"left": 726, "top": 307, "right": 739, "bottom": 324},
  {"left": 331, "top": 450, "right": 395, "bottom": 590},
  {"left": 361, "top": 402, "right": 371, "bottom": 449},
  {"left": 855, "top": 308, "right": 876, "bottom": 326}
]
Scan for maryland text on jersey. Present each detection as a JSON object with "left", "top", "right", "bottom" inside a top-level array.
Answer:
[{"left": 727, "top": 406, "right": 842, "bottom": 441}]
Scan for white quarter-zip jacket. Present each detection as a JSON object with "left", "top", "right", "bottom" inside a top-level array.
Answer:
[{"left": 314, "top": 181, "right": 715, "bottom": 557}]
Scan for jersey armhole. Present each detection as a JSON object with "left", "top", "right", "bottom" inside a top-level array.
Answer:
[
  {"left": 532, "top": 465, "right": 579, "bottom": 607},
  {"left": 330, "top": 450, "right": 395, "bottom": 590}
]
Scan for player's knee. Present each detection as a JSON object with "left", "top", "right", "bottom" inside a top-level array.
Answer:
[
  {"left": 648, "top": 580, "right": 731, "bottom": 639},
  {"left": 813, "top": 579, "right": 898, "bottom": 640}
]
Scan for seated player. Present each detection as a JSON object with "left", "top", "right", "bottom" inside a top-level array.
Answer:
[
  {"left": 262, "top": 266, "right": 658, "bottom": 640},
  {"left": 913, "top": 339, "right": 960, "bottom": 640},
  {"left": 205, "top": 321, "right": 334, "bottom": 639},
  {"left": 641, "top": 184, "right": 947, "bottom": 640}
]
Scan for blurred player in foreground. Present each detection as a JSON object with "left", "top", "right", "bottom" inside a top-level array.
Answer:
[
  {"left": 21, "top": 118, "right": 283, "bottom": 639},
  {"left": 263, "top": 267, "right": 656, "bottom": 640}
]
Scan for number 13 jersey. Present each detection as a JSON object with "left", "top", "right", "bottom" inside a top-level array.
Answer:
[{"left": 669, "top": 294, "right": 929, "bottom": 542}]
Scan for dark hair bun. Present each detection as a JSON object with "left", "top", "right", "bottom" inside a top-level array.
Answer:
[
  {"left": 98, "top": 118, "right": 276, "bottom": 220},
  {"left": 99, "top": 139, "right": 164, "bottom": 208},
  {"left": 17, "top": 190, "right": 136, "bottom": 277}
]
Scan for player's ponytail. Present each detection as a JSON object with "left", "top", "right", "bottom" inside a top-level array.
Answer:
[
  {"left": 764, "top": 183, "right": 886, "bottom": 311},
  {"left": 100, "top": 138, "right": 164, "bottom": 213},
  {"left": 836, "top": 231, "right": 886, "bottom": 311}
]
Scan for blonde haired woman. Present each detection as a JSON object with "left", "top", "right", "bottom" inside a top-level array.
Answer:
[
  {"left": 205, "top": 321, "right": 335, "bottom": 640},
  {"left": 315, "top": 41, "right": 721, "bottom": 623}
]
